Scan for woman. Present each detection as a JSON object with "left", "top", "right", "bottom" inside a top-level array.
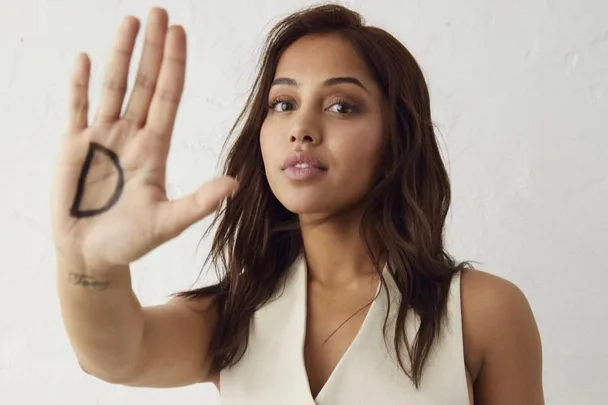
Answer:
[{"left": 52, "top": 4, "right": 544, "bottom": 404}]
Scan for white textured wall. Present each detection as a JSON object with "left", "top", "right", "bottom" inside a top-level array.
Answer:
[{"left": 1, "top": 0, "right": 606, "bottom": 403}]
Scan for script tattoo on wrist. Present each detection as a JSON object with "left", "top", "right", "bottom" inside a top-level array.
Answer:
[
  {"left": 69, "top": 142, "right": 125, "bottom": 218},
  {"left": 68, "top": 272, "right": 111, "bottom": 290}
]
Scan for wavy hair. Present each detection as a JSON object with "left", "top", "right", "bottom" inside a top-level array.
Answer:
[{"left": 174, "top": 3, "right": 475, "bottom": 387}]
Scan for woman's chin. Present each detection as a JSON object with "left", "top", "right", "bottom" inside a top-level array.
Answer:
[
  {"left": 280, "top": 201, "right": 328, "bottom": 216},
  {"left": 276, "top": 195, "right": 335, "bottom": 216},
  {"left": 278, "top": 193, "right": 369, "bottom": 225}
]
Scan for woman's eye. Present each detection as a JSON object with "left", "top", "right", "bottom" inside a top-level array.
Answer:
[
  {"left": 327, "top": 102, "right": 356, "bottom": 114},
  {"left": 268, "top": 99, "right": 357, "bottom": 114},
  {"left": 269, "top": 100, "right": 294, "bottom": 112}
]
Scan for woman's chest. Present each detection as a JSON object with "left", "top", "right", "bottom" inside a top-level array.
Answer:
[
  {"left": 220, "top": 259, "right": 472, "bottom": 404},
  {"left": 303, "top": 280, "right": 378, "bottom": 398}
]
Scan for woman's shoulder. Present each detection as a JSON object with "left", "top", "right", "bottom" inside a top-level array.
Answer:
[
  {"left": 459, "top": 267, "right": 533, "bottom": 321},
  {"left": 458, "top": 268, "right": 544, "bottom": 401}
]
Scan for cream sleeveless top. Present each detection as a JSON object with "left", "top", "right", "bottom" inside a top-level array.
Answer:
[{"left": 219, "top": 254, "right": 470, "bottom": 404}]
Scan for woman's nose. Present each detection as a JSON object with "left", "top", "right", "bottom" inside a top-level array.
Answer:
[
  {"left": 288, "top": 108, "right": 321, "bottom": 145},
  {"left": 290, "top": 130, "right": 317, "bottom": 145}
]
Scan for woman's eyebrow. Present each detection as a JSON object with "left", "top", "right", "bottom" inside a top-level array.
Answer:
[{"left": 270, "top": 76, "right": 369, "bottom": 94}]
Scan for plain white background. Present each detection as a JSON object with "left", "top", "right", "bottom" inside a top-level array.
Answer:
[{"left": 1, "top": 0, "right": 606, "bottom": 403}]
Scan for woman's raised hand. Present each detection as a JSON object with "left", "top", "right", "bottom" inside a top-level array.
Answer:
[{"left": 51, "top": 8, "right": 238, "bottom": 271}]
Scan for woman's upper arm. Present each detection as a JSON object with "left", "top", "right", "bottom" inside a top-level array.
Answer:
[{"left": 461, "top": 269, "right": 545, "bottom": 405}]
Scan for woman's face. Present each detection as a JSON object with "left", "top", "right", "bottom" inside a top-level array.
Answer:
[{"left": 260, "top": 33, "right": 385, "bottom": 219}]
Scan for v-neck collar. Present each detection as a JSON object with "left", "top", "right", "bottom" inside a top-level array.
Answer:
[
  {"left": 293, "top": 255, "right": 387, "bottom": 404},
  {"left": 219, "top": 255, "right": 470, "bottom": 405}
]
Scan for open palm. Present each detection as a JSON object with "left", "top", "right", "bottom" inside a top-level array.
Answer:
[{"left": 51, "top": 8, "right": 237, "bottom": 271}]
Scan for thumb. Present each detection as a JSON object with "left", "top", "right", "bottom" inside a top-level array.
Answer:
[{"left": 153, "top": 177, "right": 238, "bottom": 241}]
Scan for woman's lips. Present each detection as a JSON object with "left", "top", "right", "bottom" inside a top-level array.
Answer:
[
  {"left": 283, "top": 164, "right": 326, "bottom": 180},
  {"left": 282, "top": 151, "right": 327, "bottom": 170}
]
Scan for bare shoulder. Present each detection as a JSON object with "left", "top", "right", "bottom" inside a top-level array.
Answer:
[
  {"left": 459, "top": 268, "right": 536, "bottom": 346},
  {"left": 459, "top": 269, "right": 544, "bottom": 404}
]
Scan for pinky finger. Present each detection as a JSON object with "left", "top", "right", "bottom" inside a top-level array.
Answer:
[{"left": 67, "top": 53, "right": 91, "bottom": 134}]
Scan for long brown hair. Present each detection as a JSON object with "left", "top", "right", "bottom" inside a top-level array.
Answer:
[{"left": 174, "top": 3, "right": 476, "bottom": 387}]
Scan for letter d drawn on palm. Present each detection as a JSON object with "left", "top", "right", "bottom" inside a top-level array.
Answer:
[{"left": 69, "top": 142, "right": 125, "bottom": 218}]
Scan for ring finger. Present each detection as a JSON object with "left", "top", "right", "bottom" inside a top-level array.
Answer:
[{"left": 93, "top": 16, "right": 140, "bottom": 125}]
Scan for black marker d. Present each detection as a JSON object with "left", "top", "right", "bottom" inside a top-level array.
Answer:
[{"left": 69, "top": 142, "right": 125, "bottom": 218}]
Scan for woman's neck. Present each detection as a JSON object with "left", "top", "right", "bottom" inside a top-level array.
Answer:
[{"left": 299, "top": 209, "right": 382, "bottom": 288}]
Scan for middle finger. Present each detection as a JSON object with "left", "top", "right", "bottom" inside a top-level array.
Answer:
[{"left": 123, "top": 8, "right": 169, "bottom": 128}]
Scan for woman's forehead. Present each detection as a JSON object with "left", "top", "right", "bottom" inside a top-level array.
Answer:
[{"left": 274, "top": 34, "right": 374, "bottom": 85}]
